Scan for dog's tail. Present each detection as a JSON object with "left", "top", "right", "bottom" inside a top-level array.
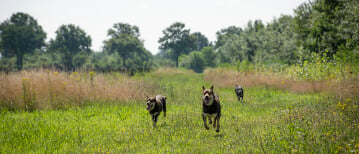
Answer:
[{"left": 163, "top": 96, "right": 166, "bottom": 117}]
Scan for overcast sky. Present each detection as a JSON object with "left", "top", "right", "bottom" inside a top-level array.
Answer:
[{"left": 0, "top": 0, "right": 307, "bottom": 54}]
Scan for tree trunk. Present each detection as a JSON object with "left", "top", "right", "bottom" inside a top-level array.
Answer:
[
  {"left": 175, "top": 50, "right": 179, "bottom": 68},
  {"left": 122, "top": 54, "right": 127, "bottom": 72},
  {"left": 16, "top": 53, "right": 23, "bottom": 71}
]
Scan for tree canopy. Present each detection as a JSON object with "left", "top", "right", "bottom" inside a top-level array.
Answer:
[
  {"left": 104, "top": 23, "right": 154, "bottom": 74},
  {"left": 49, "top": 24, "right": 92, "bottom": 71},
  {"left": 0, "top": 12, "right": 46, "bottom": 70},
  {"left": 158, "top": 22, "right": 195, "bottom": 67}
]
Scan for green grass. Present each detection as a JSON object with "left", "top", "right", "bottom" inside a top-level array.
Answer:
[{"left": 1, "top": 70, "right": 358, "bottom": 153}]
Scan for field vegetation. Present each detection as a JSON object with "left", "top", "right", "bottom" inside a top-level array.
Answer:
[{"left": 0, "top": 68, "right": 358, "bottom": 153}]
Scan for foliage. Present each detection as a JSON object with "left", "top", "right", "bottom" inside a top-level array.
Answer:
[
  {"left": 294, "top": 0, "right": 359, "bottom": 58},
  {"left": 216, "top": 17, "right": 298, "bottom": 65},
  {"left": 48, "top": 24, "right": 91, "bottom": 71},
  {"left": 287, "top": 52, "right": 357, "bottom": 81},
  {"left": 191, "top": 32, "right": 210, "bottom": 51},
  {"left": 158, "top": 22, "right": 195, "bottom": 67},
  {"left": 104, "top": 23, "right": 154, "bottom": 75},
  {"left": 179, "top": 51, "right": 205, "bottom": 73},
  {"left": 179, "top": 46, "right": 217, "bottom": 73},
  {"left": 0, "top": 12, "right": 46, "bottom": 70},
  {"left": 88, "top": 51, "right": 122, "bottom": 72}
]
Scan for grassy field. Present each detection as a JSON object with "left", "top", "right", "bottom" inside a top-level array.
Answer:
[{"left": 0, "top": 68, "right": 358, "bottom": 153}]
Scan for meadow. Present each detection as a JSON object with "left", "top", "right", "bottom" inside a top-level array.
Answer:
[{"left": 0, "top": 68, "right": 358, "bottom": 153}]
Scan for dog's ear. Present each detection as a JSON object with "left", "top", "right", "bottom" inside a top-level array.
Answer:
[
  {"left": 210, "top": 85, "right": 214, "bottom": 91},
  {"left": 235, "top": 84, "right": 238, "bottom": 87},
  {"left": 202, "top": 86, "right": 205, "bottom": 91}
]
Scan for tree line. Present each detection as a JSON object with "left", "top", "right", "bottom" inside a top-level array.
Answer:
[{"left": 1, "top": 0, "right": 358, "bottom": 73}]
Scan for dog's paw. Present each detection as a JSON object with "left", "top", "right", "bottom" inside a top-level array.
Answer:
[
  {"left": 216, "top": 129, "right": 220, "bottom": 132},
  {"left": 205, "top": 126, "right": 210, "bottom": 130}
]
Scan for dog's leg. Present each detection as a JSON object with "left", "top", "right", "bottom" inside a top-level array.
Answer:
[
  {"left": 152, "top": 114, "right": 159, "bottom": 127},
  {"left": 202, "top": 114, "right": 209, "bottom": 130},
  {"left": 152, "top": 115, "right": 156, "bottom": 127},
  {"left": 215, "top": 116, "right": 220, "bottom": 132},
  {"left": 154, "top": 114, "right": 158, "bottom": 125},
  {"left": 213, "top": 117, "right": 217, "bottom": 128},
  {"left": 163, "top": 100, "right": 166, "bottom": 117},
  {"left": 208, "top": 117, "right": 212, "bottom": 124}
]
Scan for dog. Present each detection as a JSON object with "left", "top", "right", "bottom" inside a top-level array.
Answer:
[
  {"left": 146, "top": 94, "right": 166, "bottom": 127},
  {"left": 202, "top": 85, "right": 221, "bottom": 132},
  {"left": 235, "top": 84, "right": 244, "bottom": 102}
]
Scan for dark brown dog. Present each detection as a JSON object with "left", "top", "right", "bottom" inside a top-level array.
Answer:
[
  {"left": 146, "top": 94, "right": 166, "bottom": 127},
  {"left": 202, "top": 86, "right": 221, "bottom": 132}
]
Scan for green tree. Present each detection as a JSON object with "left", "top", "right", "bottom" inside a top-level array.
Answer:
[
  {"left": 200, "top": 46, "right": 217, "bottom": 67},
  {"left": 104, "top": 23, "right": 153, "bottom": 74},
  {"left": 49, "top": 24, "right": 91, "bottom": 71},
  {"left": 158, "top": 22, "right": 195, "bottom": 67},
  {"left": 215, "top": 26, "right": 242, "bottom": 49},
  {"left": 294, "top": 0, "right": 346, "bottom": 58},
  {"left": 191, "top": 32, "right": 210, "bottom": 51},
  {"left": 179, "top": 51, "right": 205, "bottom": 73},
  {"left": 0, "top": 12, "right": 46, "bottom": 70}
]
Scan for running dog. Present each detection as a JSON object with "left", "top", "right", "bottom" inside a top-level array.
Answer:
[
  {"left": 202, "top": 86, "right": 221, "bottom": 132},
  {"left": 235, "top": 84, "right": 244, "bottom": 102},
  {"left": 146, "top": 94, "right": 166, "bottom": 127}
]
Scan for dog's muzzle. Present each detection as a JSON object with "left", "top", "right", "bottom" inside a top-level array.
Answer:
[{"left": 203, "top": 96, "right": 214, "bottom": 105}]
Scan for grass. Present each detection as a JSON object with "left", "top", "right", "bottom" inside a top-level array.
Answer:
[
  {"left": 0, "top": 70, "right": 151, "bottom": 110},
  {"left": 0, "top": 68, "right": 358, "bottom": 153}
]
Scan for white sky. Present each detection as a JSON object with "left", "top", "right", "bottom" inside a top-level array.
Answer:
[{"left": 0, "top": 0, "right": 306, "bottom": 54}]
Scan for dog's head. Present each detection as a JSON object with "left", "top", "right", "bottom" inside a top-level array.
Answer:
[
  {"left": 235, "top": 84, "right": 242, "bottom": 89},
  {"left": 202, "top": 85, "right": 215, "bottom": 105},
  {"left": 146, "top": 96, "right": 156, "bottom": 111},
  {"left": 235, "top": 84, "right": 243, "bottom": 92}
]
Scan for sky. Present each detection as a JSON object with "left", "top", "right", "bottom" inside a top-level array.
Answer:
[{"left": 0, "top": 0, "right": 307, "bottom": 55}]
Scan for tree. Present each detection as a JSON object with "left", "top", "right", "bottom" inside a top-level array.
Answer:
[
  {"left": 179, "top": 51, "right": 205, "bottom": 73},
  {"left": 158, "top": 22, "right": 195, "bottom": 67},
  {"left": 104, "top": 23, "right": 153, "bottom": 74},
  {"left": 215, "top": 26, "right": 242, "bottom": 49},
  {"left": 0, "top": 12, "right": 46, "bottom": 70},
  {"left": 49, "top": 24, "right": 91, "bottom": 71},
  {"left": 294, "top": 0, "right": 346, "bottom": 58},
  {"left": 191, "top": 32, "right": 210, "bottom": 51},
  {"left": 200, "top": 46, "right": 217, "bottom": 67}
]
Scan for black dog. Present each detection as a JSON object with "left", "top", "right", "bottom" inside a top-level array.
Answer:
[
  {"left": 146, "top": 94, "right": 166, "bottom": 127},
  {"left": 202, "top": 86, "right": 221, "bottom": 132},
  {"left": 235, "top": 84, "right": 244, "bottom": 102}
]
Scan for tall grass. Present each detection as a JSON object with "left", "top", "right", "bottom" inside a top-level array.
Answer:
[
  {"left": 1, "top": 68, "right": 358, "bottom": 153},
  {"left": 0, "top": 70, "right": 152, "bottom": 110},
  {"left": 204, "top": 68, "right": 359, "bottom": 99}
]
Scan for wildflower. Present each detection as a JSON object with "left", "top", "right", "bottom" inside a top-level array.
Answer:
[
  {"left": 53, "top": 72, "right": 58, "bottom": 75},
  {"left": 73, "top": 72, "right": 78, "bottom": 76},
  {"left": 355, "top": 143, "right": 359, "bottom": 148}
]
